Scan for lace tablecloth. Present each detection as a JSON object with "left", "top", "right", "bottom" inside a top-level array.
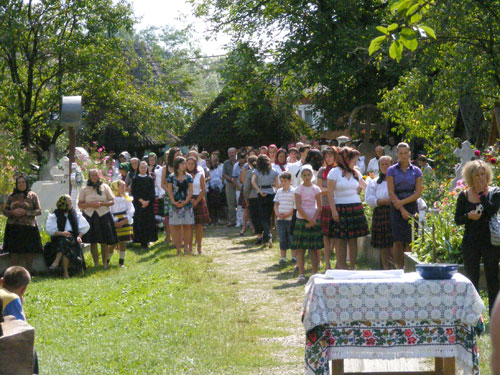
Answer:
[{"left": 303, "top": 272, "right": 485, "bottom": 375}]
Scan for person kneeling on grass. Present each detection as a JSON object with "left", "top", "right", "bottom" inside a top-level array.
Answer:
[
  {"left": 109, "top": 180, "right": 135, "bottom": 267},
  {"left": 291, "top": 165, "right": 323, "bottom": 283},
  {"left": 273, "top": 172, "right": 296, "bottom": 265},
  {"left": 45, "top": 195, "right": 90, "bottom": 278}
]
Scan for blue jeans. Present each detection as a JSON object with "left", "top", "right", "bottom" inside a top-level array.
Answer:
[{"left": 277, "top": 220, "right": 292, "bottom": 251}]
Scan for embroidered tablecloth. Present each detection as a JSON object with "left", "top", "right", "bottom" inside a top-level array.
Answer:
[{"left": 303, "top": 272, "right": 485, "bottom": 375}]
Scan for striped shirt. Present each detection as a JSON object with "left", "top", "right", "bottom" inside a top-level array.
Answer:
[{"left": 274, "top": 187, "right": 295, "bottom": 221}]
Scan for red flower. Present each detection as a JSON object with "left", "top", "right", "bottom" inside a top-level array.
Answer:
[
  {"left": 404, "top": 329, "right": 413, "bottom": 337},
  {"left": 328, "top": 338, "right": 336, "bottom": 345},
  {"left": 448, "top": 335, "right": 456, "bottom": 344},
  {"left": 308, "top": 332, "right": 317, "bottom": 343},
  {"left": 362, "top": 330, "right": 372, "bottom": 338},
  {"left": 474, "top": 150, "right": 481, "bottom": 157},
  {"left": 445, "top": 328, "right": 453, "bottom": 335},
  {"left": 491, "top": 158, "right": 497, "bottom": 164},
  {"left": 366, "top": 338, "right": 376, "bottom": 346},
  {"left": 407, "top": 337, "right": 417, "bottom": 345},
  {"left": 325, "top": 330, "right": 331, "bottom": 338}
]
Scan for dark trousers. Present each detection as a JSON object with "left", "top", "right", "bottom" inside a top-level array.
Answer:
[
  {"left": 257, "top": 194, "right": 275, "bottom": 242},
  {"left": 463, "top": 243, "right": 499, "bottom": 314},
  {"left": 248, "top": 198, "right": 262, "bottom": 235}
]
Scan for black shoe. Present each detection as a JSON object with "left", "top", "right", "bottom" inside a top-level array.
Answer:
[{"left": 255, "top": 238, "right": 263, "bottom": 245}]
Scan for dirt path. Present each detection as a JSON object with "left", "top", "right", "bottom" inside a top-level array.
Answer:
[{"left": 203, "top": 225, "right": 306, "bottom": 374}]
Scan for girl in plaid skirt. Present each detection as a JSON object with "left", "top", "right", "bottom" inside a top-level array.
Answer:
[
  {"left": 291, "top": 165, "right": 323, "bottom": 283},
  {"left": 327, "top": 147, "right": 369, "bottom": 270},
  {"left": 316, "top": 147, "right": 338, "bottom": 270},
  {"left": 364, "top": 156, "right": 393, "bottom": 269}
]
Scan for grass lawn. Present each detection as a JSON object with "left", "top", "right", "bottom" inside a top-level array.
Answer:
[
  {"left": 10, "top": 223, "right": 496, "bottom": 375},
  {"left": 25, "top": 236, "right": 291, "bottom": 375}
]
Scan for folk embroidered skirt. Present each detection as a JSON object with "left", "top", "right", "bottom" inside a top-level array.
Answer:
[{"left": 328, "top": 203, "right": 369, "bottom": 239}]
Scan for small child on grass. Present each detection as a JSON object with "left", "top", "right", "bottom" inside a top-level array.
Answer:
[
  {"left": 291, "top": 165, "right": 323, "bottom": 283},
  {"left": 273, "top": 172, "right": 296, "bottom": 265}
]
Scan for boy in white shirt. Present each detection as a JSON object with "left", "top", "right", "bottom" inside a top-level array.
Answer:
[{"left": 273, "top": 172, "right": 296, "bottom": 265}]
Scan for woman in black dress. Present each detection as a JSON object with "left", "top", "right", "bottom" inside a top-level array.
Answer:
[
  {"left": 455, "top": 160, "right": 500, "bottom": 314},
  {"left": 2, "top": 175, "right": 43, "bottom": 271},
  {"left": 132, "top": 161, "right": 158, "bottom": 248}
]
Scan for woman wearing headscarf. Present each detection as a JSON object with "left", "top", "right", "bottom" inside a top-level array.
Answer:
[
  {"left": 78, "top": 169, "right": 118, "bottom": 268},
  {"left": 45, "top": 195, "right": 90, "bottom": 277},
  {"left": 2, "top": 175, "right": 43, "bottom": 271},
  {"left": 125, "top": 157, "right": 140, "bottom": 190},
  {"left": 132, "top": 161, "right": 158, "bottom": 249},
  {"left": 147, "top": 152, "right": 165, "bottom": 230}
]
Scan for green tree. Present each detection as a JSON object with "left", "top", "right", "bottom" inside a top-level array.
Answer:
[
  {"left": 191, "top": 0, "right": 409, "bottom": 128},
  {"left": 0, "top": 0, "right": 135, "bottom": 158}
]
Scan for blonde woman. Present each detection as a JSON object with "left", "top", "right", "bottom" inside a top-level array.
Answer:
[
  {"left": 455, "top": 160, "right": 500, "bottom": 314},
  {"left": 109, "top": 180, "right": 135, "bottom": 267}
]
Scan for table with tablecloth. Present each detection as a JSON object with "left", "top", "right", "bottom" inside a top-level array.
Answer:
[{"left": 302, "top": 271, "right": 485, "bottom": 375}]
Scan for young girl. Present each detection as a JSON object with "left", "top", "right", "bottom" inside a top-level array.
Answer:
[
  {"left": 186, "top": 156, "right": 209, "bottom": 254},
  {"left": 167, "top": 156, "right": 195, "bottom": 255},
  {"left": 291, "top": 165, "right": 323, "bottom": 283},
  {"left": 316, "top": 147, "right": 338, "bottom": 270},
  {"left": 327, "top": 147, "right": 369, "bottom": 270},
  {"left": 109, "top": 180, "right": 135, "bottom": 267}
]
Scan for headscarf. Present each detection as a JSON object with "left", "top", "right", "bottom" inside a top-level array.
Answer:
[
  {"left": 110, "top": 180, "right": 132, "bottom": 202},
  {"left": 13, "top": 175, "right": 30, "bottom": 197},
  {"left": 377, "top": 173, "right": 386, "bottom": 184},
  {"left": 336, "top": 148, "right": 359, "bottom": 180},
  {"left": 87, "top": 172, "right": 103, "bottom": 195},
  {"left": 56, "top": 195, "right": 71, "bottom": 212},
  {"left": 119, "top": 151, "right": 131, "bottom": 162}
]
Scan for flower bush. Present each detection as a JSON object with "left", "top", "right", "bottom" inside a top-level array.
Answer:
[
  {"left": 75, "top": 142, "right": 115, "bottom": 185},
  {"left": 413, "top": 179, "right": 465, "bottom": 264}
]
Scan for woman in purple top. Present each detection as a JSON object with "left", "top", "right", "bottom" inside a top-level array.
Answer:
[{"left": 386, "top": 142, "right": 422, "bottom": 269}]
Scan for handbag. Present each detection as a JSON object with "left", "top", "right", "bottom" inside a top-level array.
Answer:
[{"left": 489, "top": 191, "right": 500, "bottom": 246}]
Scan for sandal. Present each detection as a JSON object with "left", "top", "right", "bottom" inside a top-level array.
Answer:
[{"left": 239, "top": 229, "right": 245, "bottom": 236}]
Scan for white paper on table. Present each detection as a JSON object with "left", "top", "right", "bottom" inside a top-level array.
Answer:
[{"left": 324, "top": 269, "right": 404, "bottom": 280}]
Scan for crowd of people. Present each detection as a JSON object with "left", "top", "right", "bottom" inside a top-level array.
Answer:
[
  {"left": 0, "top": 137, "right": 498, "bottom": 311},
  {"left": 3, "top": 137, "right": 500, "bottom": 373}
]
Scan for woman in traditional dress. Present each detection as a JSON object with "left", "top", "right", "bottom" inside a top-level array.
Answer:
[
  {"left": 365, "top": 156, "right": 393, "bottom": 269},
  {"left": 45, "top": 195, "right": 90, "bottom": 278},
  {"left": 147, "top": 152, "right": 164, "bottom": 230},
  {"left": 386, "top": 142, "right": 422, "bottom": 269},
  {"left": 2, "top": 175, "right": 43, "bottom": 271},
  {"left": 131, "top": 161, "right": 158, "bottom": 249},
  {"left": 327, "top": 147, "right": 369, "bottom": 270},
  {"left": 316, "top": 147, "right": 337, "bottom": 270},
  {"left": 186, "top": 157, "right": 209, "bottom": 254},
  {"left": 78, "top": 169, "right": 118, "bottom": 268},
  {"left": 109, "top": 180, "right": 135, "bottom": 267}
]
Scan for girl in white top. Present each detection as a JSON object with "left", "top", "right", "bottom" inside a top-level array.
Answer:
[
  {"left": 327, "top": 147, "right": 369, "bottom": 270},
  {"left": 109, "top": 180, "right": 135, "bottom": 267},
  {"left": 364, "top": 156, "right": 393, "bottom": 269}
]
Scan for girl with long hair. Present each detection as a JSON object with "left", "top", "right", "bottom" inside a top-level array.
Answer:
[
  {"left": 186, "top": 156, "right": 209, "bottom": 254},
  {"left": 327, "top": 147, "right": 369, "bottom": 269}
]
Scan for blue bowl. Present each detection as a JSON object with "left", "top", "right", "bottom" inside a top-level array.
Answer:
[{"left": 415, "top": 264, "right": 458, "bottom": 280}]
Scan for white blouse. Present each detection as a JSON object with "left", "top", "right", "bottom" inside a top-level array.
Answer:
[
  {"left": 365, "top": 179, "right": 389, "bottom": 208},
  {"left": 46, "top": 211, "right": 90, "bottom": 236},
  {"left": 327, "top": 167, "right": 363, "bottom": 204},
  {"left": 110, "top": 196, "right": 135, "bottom": 224},
  {"left": 192, "top": 172, "right": 203, "bottom": 196},
  {"left": 366, "top": 157, "right": 380, "bottom": 174}
]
